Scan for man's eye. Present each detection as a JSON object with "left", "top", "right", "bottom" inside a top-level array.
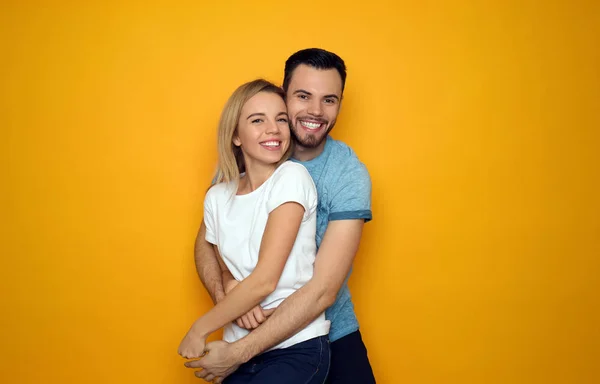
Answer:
[
  {"left": 298, "top": 94, "right": 308, "bottom": 100},
  {"left": 324, "top": 99, "right": 335, "bottom": 104}
]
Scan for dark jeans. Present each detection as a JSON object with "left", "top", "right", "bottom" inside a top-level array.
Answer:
[
  {"left": 224, "top": 336, "right": 330, "bottom": 384},
  {"left": 326, "top": 330, "right": 376, "bottom": 384}
]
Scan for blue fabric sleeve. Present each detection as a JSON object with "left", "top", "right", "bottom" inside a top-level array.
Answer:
[{"left": 329, "top": 162, "right": 372, "bottom": 222}]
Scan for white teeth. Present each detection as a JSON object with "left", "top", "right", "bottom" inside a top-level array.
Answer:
[
  {"left": 301, "top": 121, "right": 322, "bottom": 129},
  {"left": 261, "top": 141, "right": 280, "bottom": 147}
]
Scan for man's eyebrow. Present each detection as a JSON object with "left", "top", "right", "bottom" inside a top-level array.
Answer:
[
  {"left": 276, "top": 112, "right": 289, "bottom": 117},
  {"left": 293, "top": 89, "right": 340, "bottom": 100},
  {"left": 246, "top": 112, "right": 266, "bottom": 120}
]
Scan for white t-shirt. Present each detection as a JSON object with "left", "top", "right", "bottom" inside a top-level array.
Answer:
[{"left": 204, "top": 161, "right": 330, "bottom": 350}]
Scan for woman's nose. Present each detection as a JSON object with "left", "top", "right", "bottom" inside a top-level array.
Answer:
[{"left": 265, "top": 119, "right": 281, "bottom": 134}]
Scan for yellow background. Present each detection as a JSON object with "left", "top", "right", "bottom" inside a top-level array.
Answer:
[{"left": 1, "top": 1, "right": 599, "bottom": 383}]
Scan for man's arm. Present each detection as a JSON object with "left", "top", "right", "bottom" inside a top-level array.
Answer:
[
  {"left": 194, "top": 222, "right": 225, "bottom": 304},
  {"left": 228, "top": 219, "right": 364, "bottom": 362},
  {"left": 189, "top": 219, "right": 365, "bottom": 380},
  {"left": 179, "top": 203, "right": 306, "bottom": 359}
]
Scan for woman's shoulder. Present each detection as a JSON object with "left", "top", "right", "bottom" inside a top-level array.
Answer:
[
  {"left": 273, "top": 160, "right": 312, "bottom": 180},
  {"left": 205, "top": 179, "right": 235, "bottom": 202},
  {"left": 268, "top": 161, "right": 316, "bottom": 196}
]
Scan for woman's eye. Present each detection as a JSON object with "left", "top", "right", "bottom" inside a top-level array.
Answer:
[
  {"left": 277, "top": 118, "right": 289, "bottom": 123},
  {"left": 251, "top": 118, "right": 263, "bottom": 123}
]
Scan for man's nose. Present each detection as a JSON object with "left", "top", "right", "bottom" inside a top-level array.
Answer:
[{"left": 307, "top": 99, "right": 323, "bottom": 117}]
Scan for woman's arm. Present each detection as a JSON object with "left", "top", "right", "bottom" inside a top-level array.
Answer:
[
  {"left": 215, "top": 246, "right": 273, "bottom": 329},
  {"left": 185, "top": 202, "right": 305, "bottom": 341}
]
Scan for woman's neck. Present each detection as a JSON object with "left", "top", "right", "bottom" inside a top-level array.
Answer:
[{"left": 237, "top": 160, "right": 277, "bottom": 195}]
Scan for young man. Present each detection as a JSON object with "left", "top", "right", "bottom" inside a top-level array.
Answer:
[{"left": 187, "top": 48, "right": 376, "bottom": 383}]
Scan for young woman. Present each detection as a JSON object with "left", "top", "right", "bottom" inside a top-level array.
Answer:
[{"left": 178, "top": 79, "right": 330, "bottom": 383}]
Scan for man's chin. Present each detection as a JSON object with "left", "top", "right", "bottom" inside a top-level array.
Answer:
[
  {"left": 291, "top": 122, "right": 334, "bottom": 149},
  {"left": 296, "top": 133, "right": 327, "bottom": 149}
]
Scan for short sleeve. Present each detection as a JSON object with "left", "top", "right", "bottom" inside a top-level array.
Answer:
[
  {"left": 266, "top": 162, "right": 317, "bottom": 220},
  {"left": 203, "top": 189, "right": 218, "bottom": 245},
  {"left": 329, "top": 162, "right": 372, "bottom": 222}
]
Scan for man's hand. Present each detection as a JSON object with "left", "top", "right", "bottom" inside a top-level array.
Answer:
[
  {"left": 178, "top": 326, "right": 207, "bottom": 359},
  {"left": 185, "top": 340, "right": 244, "bottom": 382}
]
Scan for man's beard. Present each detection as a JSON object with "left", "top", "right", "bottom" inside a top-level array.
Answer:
[{"left": 290, "top": 119, "right": 336, "bottom": 149}]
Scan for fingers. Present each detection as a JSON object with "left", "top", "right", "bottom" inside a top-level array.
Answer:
[
  {"left": 235, "top": 318, "right": 245, "bottom": 328},
  {"left": 194, "top": 369, "right": 210, "bottom": 380},
  {"left": 246, "top": 312, "right": 260, "bottom": 329},
  {"left": 253, "top": 306, "right": 266, "bottom": 324},
  {"left": 194, "top": 370, "right": 220, "bottom": 383},
  {"left": 184, "top": 359, "right": 203, "bottom": 369},
  {"left": 235, "top": 307, "right": 273, "bottom": 330},
  {"left": 240, "top": 314, "right": 252, "bottom": 329},
  {"left": 180, "top": 351, "right": 199, "bottom": 359}
]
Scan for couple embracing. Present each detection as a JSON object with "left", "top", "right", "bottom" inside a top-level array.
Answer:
[{"left": 179, "top": 48, "right": 376, "bottom": 384}]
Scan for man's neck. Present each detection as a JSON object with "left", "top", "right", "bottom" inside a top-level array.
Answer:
[{"left": 293, "top": 138, "right": 327, "bottom": 162}]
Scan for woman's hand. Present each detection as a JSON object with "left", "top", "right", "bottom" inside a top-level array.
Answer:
[
  {"left": 178, "top": 325, "right": 208, "bottom": 359},
  {"left": 236, "top": 306, "right": 275, "bottom": 330},
  {"left": 223, "top": 277, "right": 275, "bottom": 330}
]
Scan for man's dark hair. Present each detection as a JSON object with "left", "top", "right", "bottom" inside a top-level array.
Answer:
[{"left": 282, "top": 48, "right": 347, "bottom": 93}]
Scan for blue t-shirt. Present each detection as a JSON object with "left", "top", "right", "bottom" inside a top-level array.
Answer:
[{"left": 291, "top": 136, "right": 372, "bottom": 342}]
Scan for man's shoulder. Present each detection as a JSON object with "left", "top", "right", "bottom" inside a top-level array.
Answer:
[
  {"left": 327, "top": 137, "right": 358, "bottom": 160},
  {"left": 324, "top": 137, "right": 370, "bottom": 180},
  {"left": 322, "top": 138, "right": 373, "bottom": 221}
]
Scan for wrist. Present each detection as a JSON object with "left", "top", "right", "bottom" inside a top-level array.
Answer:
[
  {"left": 190, "top": 320, "right": 209, "bottom": 340},
  {"left": 233, "top": 337, "right": 259, "bottom": 364}
]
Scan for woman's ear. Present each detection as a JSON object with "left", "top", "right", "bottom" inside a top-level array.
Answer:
[{"left": 233, "top": 135, "right": 241, "bottom": 147}]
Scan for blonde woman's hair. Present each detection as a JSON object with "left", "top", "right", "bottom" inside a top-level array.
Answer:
[{"left": 214, "top": 79, "right": 293, "bottom": 184}]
